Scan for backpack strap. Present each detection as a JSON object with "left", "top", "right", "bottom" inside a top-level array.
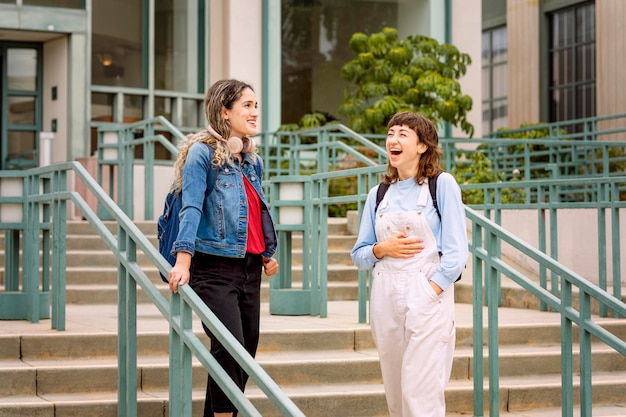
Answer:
[
  {"left": 374, "top": 171, "right": 443, "bottom": 219},
  {"left": 374, "top": 182, "right": 390, "bottom": 212},
  {"left": 428, "top": 171, "right": 442, "bottom": 221}
]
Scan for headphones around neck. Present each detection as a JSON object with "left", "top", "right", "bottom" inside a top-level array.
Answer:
[{"left": 206, "top": 125, "right": 255, "bottom": 154}]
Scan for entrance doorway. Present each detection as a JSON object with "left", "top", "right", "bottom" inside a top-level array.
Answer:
[{"left": 0, "top": 42, "right": 42, "bottom": 170}]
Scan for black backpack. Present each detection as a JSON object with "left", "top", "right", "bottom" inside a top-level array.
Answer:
[{"left": 374, "top": 171, "right": 463, "bottom": 282}]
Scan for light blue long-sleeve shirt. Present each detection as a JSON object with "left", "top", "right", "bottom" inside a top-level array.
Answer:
[{"left": 350, "top": 172, "right": 468, "bottom": 291}]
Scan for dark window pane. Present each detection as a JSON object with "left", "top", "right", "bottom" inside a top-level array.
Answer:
[
  {"left": 181, "top": 99, "right": 200, "bottom": 127},
  {"left": 23, "top": 0, "right": 83, "bottom": 8},
  {"left": 577, "top": 4, "right": 595, "bottom": 42},
  {"left": 91, "top": 92, "right": 113, "bottom": 122},
  {"left": 154, "top": 0, "right": 199, "bottom": 92},
  {"left": 6, "top": 131, "right": 36, "bottom": 169},
  {"left": 281, "top": 0, "right": 398, "bottom": 125},
  {"left": 551, "top": 51, "right": 560, "bottom": 85},
  {"left": 482, "top": 25, "right": 508, "bottom": 133},
  {"left": 124, "top": 94, "right": 144, "bottom": 122},
  {"left": 548, "top": 3, "right": 595, "bottom": 124},
  {"left": 92, "top": 0, "right": 144, "bottom": 87},
  {"left": 155, "top": 97, "right": 171, "bottom": 122}
]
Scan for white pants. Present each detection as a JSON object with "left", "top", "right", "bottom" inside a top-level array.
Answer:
[
  {"left": 371, "top": 184, "right": 456, "bottom": 417},
  {"left": 370, "top": 271, "right": 455, "bottom": 417}
]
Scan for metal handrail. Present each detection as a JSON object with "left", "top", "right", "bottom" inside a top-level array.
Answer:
[
  {"left": 466, "top": 205, "right": 626, "bottom": 417},
  {"left": 487, "top": 112, "right": 626, "bottom": 139}
]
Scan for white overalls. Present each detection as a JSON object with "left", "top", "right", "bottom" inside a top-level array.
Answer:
[{"left": 370, "top": 182, "right": 456, "bottom": 417}]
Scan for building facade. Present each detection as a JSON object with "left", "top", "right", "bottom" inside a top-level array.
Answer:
[
  {"left": 0, "top": 0, "right": 623, "bottom": 174},
  {"left": 482, "top": 0, "right": 626, "bottom": 135}
]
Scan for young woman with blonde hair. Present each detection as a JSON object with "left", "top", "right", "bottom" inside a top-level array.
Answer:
[{"left": 168, "top": 79, "right": 278, "bottom": 417}]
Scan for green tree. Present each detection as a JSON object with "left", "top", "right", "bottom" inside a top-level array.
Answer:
[{"left": 338, "top": 27, "right": 474, "bottom": 136}]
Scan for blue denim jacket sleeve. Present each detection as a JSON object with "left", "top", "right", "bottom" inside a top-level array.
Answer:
[{"left": 172, "top": 142, "right": 212, "bottom": 256}]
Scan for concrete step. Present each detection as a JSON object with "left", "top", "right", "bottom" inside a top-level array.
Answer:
[
  {"left": 1, "top": 390, "right": 624, "bottom": 417},
  {"left": 0, "top": 298, "right": 624, "bottom": 416},
  {"left": 2, "top": 217, "right": 625, "bottom": 417},
  {"left": 4, "top": 340, "right": 624, "bottom": 394}
]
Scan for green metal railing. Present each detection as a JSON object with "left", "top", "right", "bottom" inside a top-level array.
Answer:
[
  {"left": 464, "top": 176, "right": 624, "bottom": 311},
  {"left": 260, "top": 129, "right": 626, "bottom": 184},
  {"left": 95, "top": 116, "right": 185, "bottom": 220},
  {"left": 0, "top": 162, "right": 305, "bottom": 417},
  {"left": 488, "top": 112, "right": 626, "bottom": 140},
  {"left": 467, "top": 205, "right": 626, "bottom": 417},
  {"left": 80, "top": 115, "right": 626, "bottom": 416}
]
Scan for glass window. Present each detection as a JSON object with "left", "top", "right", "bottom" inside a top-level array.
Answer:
[
  {"left": 548, "top": 2, "right": 596, "bottom": 125},
  {"left": 8, "top": 96, "right": 36, "bottom": 125},
  {"left": 6, "top": 131, "right": 36, "bottom": 170},
  {"left": 154, "top": 0, "right": 199, "bottom": 92},
  {"left": 91, "top": 92, "right": 113, "bottom": 122},
  {"left": 154, "top": 97, "right": 171, "bottom": 122},
  {"left": 281, "top": 0, "right": 399, "bottom": 125},
  {"left": 7, "top": 48, "right": 37, "bottom": 91},
  {"left": 482, "top": 26, "right": 508, "bottom": 134},
  {"left": 92, "top": 0, "right": 145, "bottom": 87},
  {"left": 181, "top": 99, "right": 200, "bottom": 127},
  {"left": 124, "top": 94, "right": 144, "bottom": 122},
  {"left": 22, "top": 0, "right": 83, "bottom": 8}
]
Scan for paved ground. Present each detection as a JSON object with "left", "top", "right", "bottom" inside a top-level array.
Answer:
[{"left": 0, "top": 299, "right": 569, "bottom": 337}]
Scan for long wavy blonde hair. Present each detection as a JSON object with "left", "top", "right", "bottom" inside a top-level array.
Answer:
[{"left": 170, "top": 79, "right": 256, "bottom": 193}]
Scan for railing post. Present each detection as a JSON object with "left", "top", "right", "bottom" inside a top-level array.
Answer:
[
  {"left": 117, "top": 225, "right": 138, "bottom": 417},
  {"left": 472, "top": 220, "right": 485, "bottom": 417},
  {"left": 578, "top": 290, "right": 593, "bottom": 417},
  {"left": 169, "top": 293, "right": 193, "bottom": 417},
  {"left": 51, "top": 169, "right": 68, "bottom": 330},
  {"left": 24, "top": 174, "right": 41, "bottom": 323},
  {"left": 560, "top": 280, "right": 574, "bottom": 417},
  {"left": 485, "top": 229, "right": 500, "bottom": 417},
  {"left": 123, "top": 128, "right": 135, "bottom": 218}
]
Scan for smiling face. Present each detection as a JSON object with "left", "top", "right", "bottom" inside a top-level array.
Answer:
[
  {"left": 222, "top": 87, "right": 259, "bottom": 138},
  {"left": 386, "top": 124, "right": 427, "bottom": 180}
]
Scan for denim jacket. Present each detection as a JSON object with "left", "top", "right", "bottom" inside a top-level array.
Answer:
[{"left": 172, "top": 141, "right": 277, "bottom": 259}]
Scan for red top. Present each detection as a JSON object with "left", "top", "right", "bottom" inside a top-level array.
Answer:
[{"left": 243, "top": 176, "right": 265, "bottom": 255}]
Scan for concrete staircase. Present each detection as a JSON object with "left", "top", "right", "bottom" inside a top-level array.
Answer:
[{"left": 1, "top": 219, "right": 625, "bottom": 417}]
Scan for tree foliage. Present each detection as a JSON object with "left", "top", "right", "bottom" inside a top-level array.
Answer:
[{"left": 338, "top": 27, "right": 474, "bottom": 136}]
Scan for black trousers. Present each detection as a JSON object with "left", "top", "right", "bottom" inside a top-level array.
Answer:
[{"left": 189, "top": 251, "right": 262, "bottom": 416}]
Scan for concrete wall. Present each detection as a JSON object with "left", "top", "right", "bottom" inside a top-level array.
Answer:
[
  {"left": 495, "top": 208, "right": 625, "bottom": 287},
  {"left": 452, "top": 0, "right": 483, "bottom": 138},
  {"left": 43, "top": 36, "right": 68, "bottom": 165}
]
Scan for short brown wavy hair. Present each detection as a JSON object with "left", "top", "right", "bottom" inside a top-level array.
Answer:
[{"left": 382, "top": 111, "right": 443, "bottom": 185}]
